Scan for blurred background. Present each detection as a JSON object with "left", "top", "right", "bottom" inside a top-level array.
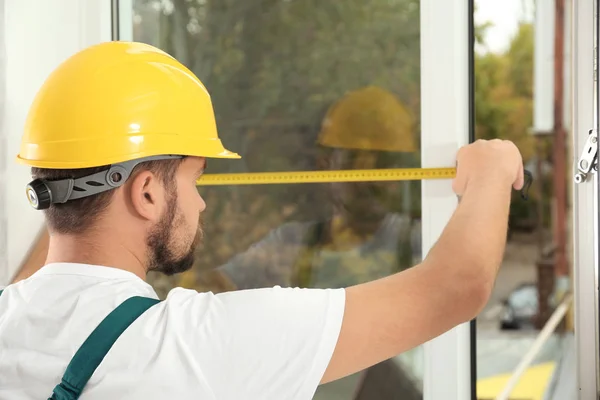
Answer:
[{"left": 472, "top": 2, "right": 573, "bottom": 399}]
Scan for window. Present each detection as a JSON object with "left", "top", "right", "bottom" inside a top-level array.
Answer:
[{"left": 124, "top": 0, "right": 424, "bottom": 397}]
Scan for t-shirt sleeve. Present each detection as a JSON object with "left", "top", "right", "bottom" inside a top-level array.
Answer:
[{"left": 171, "top": 286, "right": 346, "bottom": 399}]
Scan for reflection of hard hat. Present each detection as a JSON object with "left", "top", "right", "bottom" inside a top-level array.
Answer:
[
  {"left": 317, "top": 86, "right": 415, "bottom": 152},
  {"left": 17, "top": 41, "right": 239, "bottom": 170}
]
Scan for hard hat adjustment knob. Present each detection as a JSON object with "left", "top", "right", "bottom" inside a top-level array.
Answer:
[
  {"left": 26, "top": 179, "right": 52, "bottom": 210},
  {"left": 106, "top": 165, "right": 130, "bottom": 187}
]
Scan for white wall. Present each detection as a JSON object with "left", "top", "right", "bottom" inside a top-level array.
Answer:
[
  {"left": 0, "top": 0, "right": 112, "bottom": 285},
  {"left": 533, "top": 0, "right": 555, "bottom": 134}
]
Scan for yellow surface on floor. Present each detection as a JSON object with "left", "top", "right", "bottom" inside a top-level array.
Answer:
[{"left": 476, "top": 362, "right": 556, "bottom": 400}]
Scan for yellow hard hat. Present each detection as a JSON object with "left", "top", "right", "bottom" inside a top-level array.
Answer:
[
  {"left": 17, "top": 41, "right": 240, "bottom": 210},
  {"left": 317, "top": 86, "right": 416, "bottom": 153},
  {"left": 17, "top": 40, "right": 239, "bottom": 170}
]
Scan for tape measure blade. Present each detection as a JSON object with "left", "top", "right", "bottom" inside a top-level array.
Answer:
[{"left": 197, "top": 168, "right": 457, "bottom": 186}]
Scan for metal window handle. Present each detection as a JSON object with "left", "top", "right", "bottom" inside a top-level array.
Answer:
[
  {"left": 520, "top": 170, "right": 533, "bottom": 200},
  {"left": 574, "top": 128, "right": 598, "bottom": 183},
  {"left": 456, "top": 168, "right": 533, "bottom": 203}
]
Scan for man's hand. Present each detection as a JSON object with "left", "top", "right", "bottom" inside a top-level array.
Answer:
[
  {"left": 453, "top": 139, "right": 525, "bottom": 197},
  {"left": 321, "top": 139, "right": 524, "bottom": 385}
]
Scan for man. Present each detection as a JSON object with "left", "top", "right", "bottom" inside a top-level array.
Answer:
[{"left": 0, "top": 41, "right": 524, "bottom": 400}]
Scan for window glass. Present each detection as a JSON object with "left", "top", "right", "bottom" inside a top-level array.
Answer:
[
  {"left": 130, "top": 0, "right": 423, "bottom": 397},
  {"left": 474, "top": 1, "right": 572, "bottom": 398}
]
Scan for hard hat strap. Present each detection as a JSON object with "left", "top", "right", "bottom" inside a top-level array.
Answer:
[{"left": 26, "top": 155, "right": 182, "bottom": 210}]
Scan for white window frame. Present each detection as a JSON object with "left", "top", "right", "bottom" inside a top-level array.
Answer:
[
  {"left": 420, "top": 0, "right": 472, "bottom": 399},
  {"left": 115, "top": 1, "right": 472, "bottom": 398},
  {"left": 113, "top": 0, "right": 133, "bottom": 42},
  {"left": 573, "top": 0, "right": 598, "bottom": 398}
]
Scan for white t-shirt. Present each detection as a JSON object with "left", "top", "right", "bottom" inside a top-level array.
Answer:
[{"left": 0, "top": 263, "right": 345, "bottom": 400}]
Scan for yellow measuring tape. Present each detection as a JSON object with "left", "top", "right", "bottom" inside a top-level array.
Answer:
[
  {"left": 196, "top": 167, "right": 456, "bottom": 186},
  {"left": 196, "top": 167, "right": 534, "bottom": 201}
]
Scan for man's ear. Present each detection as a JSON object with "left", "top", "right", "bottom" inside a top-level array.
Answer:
[{"left": 128, "top": 170, "right": 164, "bottom": 222}]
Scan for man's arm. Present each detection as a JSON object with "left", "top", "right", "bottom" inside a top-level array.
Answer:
[{"left": 322, "top": 140, "right": 523, "bottom": 384}]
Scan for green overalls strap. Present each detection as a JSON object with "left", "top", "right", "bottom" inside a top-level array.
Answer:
[{"left": 47, "top": 296, "right": 161, "bottom": 400}]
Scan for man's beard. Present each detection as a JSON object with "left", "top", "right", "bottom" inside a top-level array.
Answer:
[{"left": 146, "top": 194, "right": 204, "bottom": 276}]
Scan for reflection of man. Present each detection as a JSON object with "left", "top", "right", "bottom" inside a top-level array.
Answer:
[
  {"left": 206, "top": 86, "right": 423, "bottom": 398},
  {"left": 211, "top": 86, "right": 421, "bottom": 293}
]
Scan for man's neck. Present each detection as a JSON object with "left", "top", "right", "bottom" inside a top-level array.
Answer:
[{"left": 45, "top": 233, "right": 148, "bottom": 280}]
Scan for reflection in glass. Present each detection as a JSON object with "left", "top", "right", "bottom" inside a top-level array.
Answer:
[{"left": 132, "top": 1, "right": 422, "bottom": 398}]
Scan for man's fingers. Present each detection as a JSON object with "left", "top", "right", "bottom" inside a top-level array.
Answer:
[
  {"left": 452, "top": 160, "right": 465, "bottom": 196},
  {"left": 512, "top": 165, "right": 525, "bottom": 190},
  {"left": 451, "top": 177, "right": 462, "bottom": 196}
]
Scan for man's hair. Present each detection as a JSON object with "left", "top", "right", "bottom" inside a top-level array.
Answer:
[{"left": 31, "top": 158, "right": 185, "bottom": 235}]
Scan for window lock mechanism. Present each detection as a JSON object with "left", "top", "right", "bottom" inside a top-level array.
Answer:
[{"left": 574, "top": 128, "right": 598, "bottom": 184}]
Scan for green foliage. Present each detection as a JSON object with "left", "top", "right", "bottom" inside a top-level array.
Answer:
[
  {"left": 135, "top": 0, "right": 421, "bottom": 152},
  {"left": 475, "top": 22, "right": 535, "bottom": 162}
]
